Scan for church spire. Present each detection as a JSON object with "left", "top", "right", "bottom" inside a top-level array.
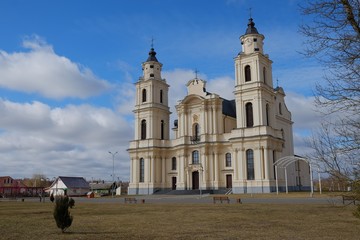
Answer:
[
  {"left": 146, "top": 47, "right": 158, "bottom": 62},
  {"left": 146, "top": 37, "right": 158, "bottom": 62},
  {"left": 245, "top": 17, "right": 259, "bottom": 35}
]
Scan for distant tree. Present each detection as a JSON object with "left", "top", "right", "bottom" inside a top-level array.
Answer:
[
  {"left": 300, "top": 0, "right": 360, "bottom": 184},
  {"left": 53, "top": 196, "right": 74, "bottom": 233},
  {"left": 353, "top": 180, "right": 360, "bottom": 219},
  {"left": 307, "top": 122, "right": 357, "bottom": 181}
]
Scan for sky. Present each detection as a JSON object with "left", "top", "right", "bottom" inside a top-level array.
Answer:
[{"left": 0, "top": 0, "right": 325, "bottom": 181}]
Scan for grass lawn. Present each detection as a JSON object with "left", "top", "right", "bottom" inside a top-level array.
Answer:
[{"left": 0, "top": 199, "right": 359, "bottom": 239}]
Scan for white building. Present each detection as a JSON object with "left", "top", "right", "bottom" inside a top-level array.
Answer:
[
  {"left": 128, "top": 18, "right": 310, "bottom": 195},
  {"left": 46, "top": 176, "right": 89, "bottom": 196}
]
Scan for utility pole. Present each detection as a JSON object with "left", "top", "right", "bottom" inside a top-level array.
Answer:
[{"left": 108, "top": 151, "right": 118, "bottom": 197}]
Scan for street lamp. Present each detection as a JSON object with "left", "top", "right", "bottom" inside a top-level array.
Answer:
[{"left": 108, "top": 151, "right": 118, "bottom": 197}]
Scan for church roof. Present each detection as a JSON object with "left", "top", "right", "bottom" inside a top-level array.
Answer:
[
  {"left": 146, "top": 47, "right": 158, "bottom": 62},
  {"left": 245, "top": 18, "right": 259, "bottom": 35},
  {"left": 222, "top": 99, "right": 236, "bottom": 118}
]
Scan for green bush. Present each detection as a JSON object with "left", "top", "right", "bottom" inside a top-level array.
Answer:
[{"left": 53, "top": 196, "right": 74, "bottom": 233}]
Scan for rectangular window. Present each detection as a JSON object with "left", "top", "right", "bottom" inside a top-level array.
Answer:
[
  {"left": 225, "top": 153, "right": 231, "bottom": 167},
  {"left": 246, "top": 149, "right": 255, "bottom": 180},
  {"left": 139, "top": 158, "right": 145, "bottom": 182},
  {"left": 172, "top": 157, "right": 177, "bottom": 170}
]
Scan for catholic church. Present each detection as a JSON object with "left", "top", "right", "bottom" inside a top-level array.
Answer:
[{"left": 127, "top": 18, "right": 311, "bottom": 195}]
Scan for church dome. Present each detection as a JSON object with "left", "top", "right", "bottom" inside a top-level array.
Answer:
[
  {"left": 146, "top": 47, "right": 158, "bottom": 62},
  {"left": 245, "top": 18, "right": 259, "bottom": 34}
]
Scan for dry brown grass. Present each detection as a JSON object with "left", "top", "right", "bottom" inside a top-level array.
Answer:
[{"left": 0, "top": 200, "right": 359, "bottom": 239}]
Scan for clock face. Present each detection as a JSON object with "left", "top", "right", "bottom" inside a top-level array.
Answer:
[{"left": 245, "top": 39, "right": 252, "bottom": 46}]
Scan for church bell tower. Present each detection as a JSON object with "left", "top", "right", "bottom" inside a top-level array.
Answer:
[
  {"left": 133, "top": 47, "right": 171, "bottom": 141},
  {"left": 234, "top": 18, "right": 275, "bottom": 129}
]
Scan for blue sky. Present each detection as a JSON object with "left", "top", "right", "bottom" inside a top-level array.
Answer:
[{"left": 0, "top": 0, "right": 323, "bottom": 181}]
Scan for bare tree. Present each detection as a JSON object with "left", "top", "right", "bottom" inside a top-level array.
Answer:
[
  {"left": 300, "top": 0, "right": 360, "bottom": 175},
  {"left": 300, "top": 0, "right": 360, "bottom": 112},
  {"left": 307, "top": 122, "right": 358, "bottom": 181}
]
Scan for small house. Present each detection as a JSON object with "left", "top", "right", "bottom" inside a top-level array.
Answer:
[{"left": 46, "top": 176, "right": 89, "bottom": 196}]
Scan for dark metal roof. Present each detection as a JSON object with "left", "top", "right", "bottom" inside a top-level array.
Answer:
[
  {"left": 245, "top": 18, "right": 259, "bottom": 34},
  {"left": 222, "top": 99, "right": 236, "bottom": 118},
  {"left": 146, "top": 48, "right": 158, "bottom": 62},
  {"left": 58, "top": 176, "right": 89, "bottom": 188}
]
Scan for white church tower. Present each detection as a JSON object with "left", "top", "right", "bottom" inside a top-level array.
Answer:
[
  {"left": 128, "top": 18, "right": 310, "bottom": 195},
  {"left": 230, "top": 18, "right": 295, "bottom": 193},
  {"left": 128, "top": 47, "right": 171, "bottom": 194}
]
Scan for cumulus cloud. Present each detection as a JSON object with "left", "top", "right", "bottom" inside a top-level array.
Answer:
[
  {"left": 285, "top": 92, "right": 322, "bottom": 132},
  {"left": 0, "top": 35, "right": 110, "bottom": 99},
  {"left": 0, "top": 99, "right": 132, "bottom": 180},
  {"left": 206, "top": 76, "right": 235, "bottom": 100}
]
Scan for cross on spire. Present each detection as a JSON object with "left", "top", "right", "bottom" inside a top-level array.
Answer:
[
  {"left": 249, "top": 7, "right": 252, "bottom": 18},
  {"left": 276, "top": 78, "right": 279, "bottom": 87},
  {"left": 151, "top": 37, "right": 154, "bottom": 49},
  {"left": 194, "top": 68, "right": 199, "bottom": 79}
]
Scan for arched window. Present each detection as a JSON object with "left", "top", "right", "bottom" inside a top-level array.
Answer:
[
  {"left": 161, "top": 120, "right": 164, "bottom": 140},
  {"left": 142, "top": 89, "right": 147, "bottom": 102},
  {"left": 246, "top": 149, "right": 255, "bottom": 180},
  {"left": 263, "top": 67, "right": 266, "bottom": 84},
  {"left": 279, "top": 102, "right": 282, "bottom": 115},
  {"left": 141, "top": 119, "right": 146, "bottom": 140},
  {"left": 245, "top": 102, "right": 253, "bottom": 127},
  {"left": 171, "top": 157, "right": 177, "bottom": 170},
  {"left": 193, "top": 123, "right": 200, "bottom": 141},
  {"left": 139, "top": 158, "right": 145, "bottom": 182},
  {"left": 225, "top": 153, "right": 231, "bottom": 167},
  {"left": 160, "top": 90, "right": 163, "bottom": 103},
  {"left": 266, "top": 104, "right": 270, "bottom": 126},
  {"left": 192, "top": 150, "right": 199, "bottom": 164},
  {"left": 245, "top": 65, "right": 251, "bottom": 82}
]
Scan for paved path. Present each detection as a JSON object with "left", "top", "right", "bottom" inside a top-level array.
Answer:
[
  {"left": 4, "top": 194, "right": 344, "bottom": 205},
  {"left": 76, "top": 194, "right": 342, "bottom": 205}
]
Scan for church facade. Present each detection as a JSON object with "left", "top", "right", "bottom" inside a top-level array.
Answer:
[{"left": 128, "top": 19, "right": 310, "bottom": 195}]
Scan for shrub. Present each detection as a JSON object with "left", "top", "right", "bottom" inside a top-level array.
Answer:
[
  {"left": 53, "top": 196, "right": 74, "bottom": 233},
  {"left": 69, "top": 198, "right": 75, "bottom": 208}
]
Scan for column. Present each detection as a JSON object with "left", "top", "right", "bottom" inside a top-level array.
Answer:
[
  {"left": 241, "top": 150, "right": 246, "bottom": 180},
  {"left": 214, "top": 152, "right": 219, "bottom": 188},
  {"left": 264, "top": 148, "right": 270, "bottom": 180},
  {"left": 233, "top": 149, "right": 238, "bottom": 181},
  {"left": 130, "top": 158, "right": 133, "bottom": 183},
  {"left": 162, "top": 157, "right": 166, "bottom": 187},
  {"left": 209, "top": 153, "right": 214, "bottom": 187},
  {"left": 212, "top": 107, "right": 216, "bottom": 134},
  {"left": 145, "top": 157, "right": 150, "bottom": 183},
  {"left": 151, "top": 156, "right": 155, "bottom": 183}
]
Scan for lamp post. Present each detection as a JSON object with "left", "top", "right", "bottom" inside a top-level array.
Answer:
[{"left": 108, "top": 151, "right": 118, "bottom": 197}]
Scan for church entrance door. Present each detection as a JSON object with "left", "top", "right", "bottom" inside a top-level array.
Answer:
[
  {"left": 226, "top": 174, "right": 232, "bottom": 188},
  {"left": 192, "top": 171, "right": 199, "bottom": 190},
  {"left": 172, "top": 177, "right": 177, "bottom": 190}
]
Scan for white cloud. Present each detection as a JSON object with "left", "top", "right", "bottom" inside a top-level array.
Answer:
[
  {"left": 286, "top": 92, "right": 322, "bottom": 131},
  {"left": 0, "top": 99, "right": 132, "bottom": 180},
  {"left": 207, "top": 76, "right": 235, "bottom": 100},
  {"left": 0, "top": 35, "right": 110, "bottom": 99}
]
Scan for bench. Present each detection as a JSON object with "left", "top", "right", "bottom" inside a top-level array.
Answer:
[
  {"left": 342, "top": 195, "right": 358, "bottom": 205},
  {"left": 213, "top": 196, "right": 230, "bottom": 204},
  {"left": 124, "top": 197, "right": 137, "bottom": 203}
]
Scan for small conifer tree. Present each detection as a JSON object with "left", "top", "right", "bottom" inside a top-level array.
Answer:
[{"left": 53, "top": 196, "right": 74, "bottom": 233}]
